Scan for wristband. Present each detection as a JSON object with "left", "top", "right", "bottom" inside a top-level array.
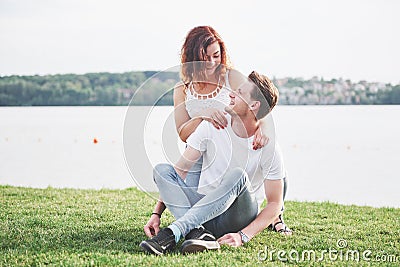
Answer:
[{"left": 151, "top": 212, "right": 161, "bottom": 218}]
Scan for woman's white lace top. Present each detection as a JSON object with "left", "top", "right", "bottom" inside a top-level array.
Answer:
[{"left": 185, "top": 71, "right": 231, "bottom": 118}]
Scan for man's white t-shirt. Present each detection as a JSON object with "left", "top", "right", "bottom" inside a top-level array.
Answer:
[{"left": 186, "top": 116, "right": 286, "bottom": 208}]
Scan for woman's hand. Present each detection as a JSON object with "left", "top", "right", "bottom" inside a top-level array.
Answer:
[
  {"left": 202, "top": 108, "right": 228, "bottom": 129},
  {"left": 217, "top": 233, "right": 243, "bottom": 247},
  {"left": 143, "top": 214, "right": 161, "bottom": 237},
  {"left": 253, "top": 127, "right": 269, "bottom": 150}
]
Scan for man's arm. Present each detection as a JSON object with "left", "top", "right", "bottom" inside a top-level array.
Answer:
[
  {"left": 174, "top": 146, "right": 202, "bottom": 180},
  {"left": 144, "top": 200, "right": 166, "bottom": 237},
  {"left": 218, "top": 179, "right": 283, "bottom": 247},
  {"left": 242, "top": 179, "right": 283, "bottom": 238}
]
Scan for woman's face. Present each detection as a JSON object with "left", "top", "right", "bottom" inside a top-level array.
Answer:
[{"left": 204, "top": 41, "right": 221, "bottom": 77}]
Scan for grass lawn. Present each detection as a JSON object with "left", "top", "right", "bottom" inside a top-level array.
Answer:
[{"left": 1, "top": 185, "right": 399, "bottom": 266}]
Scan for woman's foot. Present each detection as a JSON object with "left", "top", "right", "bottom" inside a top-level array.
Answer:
[{"left": 270, "top": 214, "right": 292, "bottom": 236}]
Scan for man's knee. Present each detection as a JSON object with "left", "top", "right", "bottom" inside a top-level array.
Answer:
[
  {"left": 231, "top": 167, "right": 247, "bottom": 178},
  {"left": 153, "top": 163, "right": 175, "bottom": 184},
  {"left": 221, "top": 167, "right": 248, "bottom": 187}
]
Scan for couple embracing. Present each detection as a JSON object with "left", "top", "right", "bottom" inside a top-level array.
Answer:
[{"left": 140, "top": 26, "right": 292, "bottom": 255}]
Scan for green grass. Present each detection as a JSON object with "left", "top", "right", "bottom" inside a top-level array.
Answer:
[{"left": 1, "top": 186, "right": 399, "bottom": 266}]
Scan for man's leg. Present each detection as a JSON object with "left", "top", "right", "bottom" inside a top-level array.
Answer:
[
  {"left": 205, "top": 177, "right": 290, "bottom": 238},
  {"left": 153, "top": 163, "right": 203, "bottom": 220},
  {"left": 179, "top": 168, "right": 257, "bottom": 253},
  {"left": 169, "top": 167, "right": 251, "bottom": 238},
  {"left": 142, "top": 167, "right": 253, "bottom": 255},
  {"left": 140, "top": 163, "right": 204, "bottom": 255},
  {"left": 203, "top": 183, "right": 258, "bottom": 238}
]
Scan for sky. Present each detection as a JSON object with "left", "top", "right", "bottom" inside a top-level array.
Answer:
[{"left": 0, "top": 0, "right": 399, "bottom": 83}]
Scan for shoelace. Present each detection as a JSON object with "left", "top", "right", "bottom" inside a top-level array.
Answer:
[{"left": 152, "top": 229, "right": 173, "bottom": 245}]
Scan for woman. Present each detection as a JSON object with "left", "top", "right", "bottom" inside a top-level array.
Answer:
[{"left": 173, "top": 26, "right": 268, "bottom": 149}]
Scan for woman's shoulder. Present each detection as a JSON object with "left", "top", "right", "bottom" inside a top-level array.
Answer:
[
  {"left": 174, "top": 81, "right": 191, "bottom": 92},
  {"left": 173, "top": 81, "right": 189, "bottom": 103},
  {"left": 174, "top": 81, "right": 185, "bottom": 89}
]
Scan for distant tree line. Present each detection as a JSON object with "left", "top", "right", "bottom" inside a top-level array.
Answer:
[
  {"left": 0, "top": 71, "right": 179, "bottom": 106},
  {"left": 0, "top": 71, "right": 399, "bottom": 106}
]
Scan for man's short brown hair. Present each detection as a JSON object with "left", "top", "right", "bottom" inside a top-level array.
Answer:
[{"left": 248, "top": 71, "right": 279, "bottom": 119}]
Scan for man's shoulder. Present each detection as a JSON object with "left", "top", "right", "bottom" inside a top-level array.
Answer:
[{"left": 259, "top": 142, "right": 283, "bottom": 164}]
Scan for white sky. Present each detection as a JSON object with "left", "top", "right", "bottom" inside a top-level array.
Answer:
[{"left": 0, "top": 0, "right": 399, "bottom": 83}]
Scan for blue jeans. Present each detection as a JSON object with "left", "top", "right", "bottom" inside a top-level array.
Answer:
[{"left": 153, "top": 163, "right": 258, "bottom": 238}]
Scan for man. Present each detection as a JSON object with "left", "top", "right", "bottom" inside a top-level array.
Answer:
[{"left": 140, "top": 71, "right": 291, "bottom": 255}]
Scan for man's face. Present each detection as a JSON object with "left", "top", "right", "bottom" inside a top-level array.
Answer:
[{"left": 228, "top": 79, "right": 255, "bottom": 116}]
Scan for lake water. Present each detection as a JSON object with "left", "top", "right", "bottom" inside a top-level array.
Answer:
[{"left": 0, "top": 106, "right": 399, "bottom": 208}]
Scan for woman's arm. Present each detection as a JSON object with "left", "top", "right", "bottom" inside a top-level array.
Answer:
[
  {"left": 253, "top": 118, "right": 271, "bottom": 150},
  {"left": 173, "top": 82, "right": 227, "bottom": 142},
  {"left": 173, "top": 83, "right": 203, "bottom": 142}
]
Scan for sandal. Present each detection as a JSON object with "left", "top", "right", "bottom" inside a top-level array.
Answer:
[{"left": 270, "top": 214, "right": 293, "bottom": 235}]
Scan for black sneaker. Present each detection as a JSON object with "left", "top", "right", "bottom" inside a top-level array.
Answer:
[
  {"left": 140, "top": 228, "right": 176, "bottom": 255},
  {"left": 180, "top": 227, "right": 220, "bottom": 254}
]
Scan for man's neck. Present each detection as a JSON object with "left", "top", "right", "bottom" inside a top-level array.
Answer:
[{"left": 231, "top": 114, "right": 259, "bottom": 138}]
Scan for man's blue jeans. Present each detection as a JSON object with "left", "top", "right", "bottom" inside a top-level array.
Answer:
[{"left": 153, "top": 163, "right": 259, "bottom": 238}]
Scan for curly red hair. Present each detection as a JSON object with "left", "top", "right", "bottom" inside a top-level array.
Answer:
[{"left": 180, "top": 26, "right": 231, "bottom": 86}]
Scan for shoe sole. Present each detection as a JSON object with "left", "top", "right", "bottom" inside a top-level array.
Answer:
[
  {"left": 139, "top": 241, "right": 163, "bottom": 256},
  {"left": 181, "top": 240, "right": 220, "bottom": 254}
]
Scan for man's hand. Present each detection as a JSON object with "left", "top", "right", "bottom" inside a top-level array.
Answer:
[
  {"left": 143, "top": 214, "right": 161, "bottom": 237},
  {"left": 217, "top": 233, "right": 243, "bottom": 247}
]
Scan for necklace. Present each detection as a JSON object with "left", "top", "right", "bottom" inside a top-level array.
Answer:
[{"left": 189, "top": 77, "right": 222, "bottom": 100}]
